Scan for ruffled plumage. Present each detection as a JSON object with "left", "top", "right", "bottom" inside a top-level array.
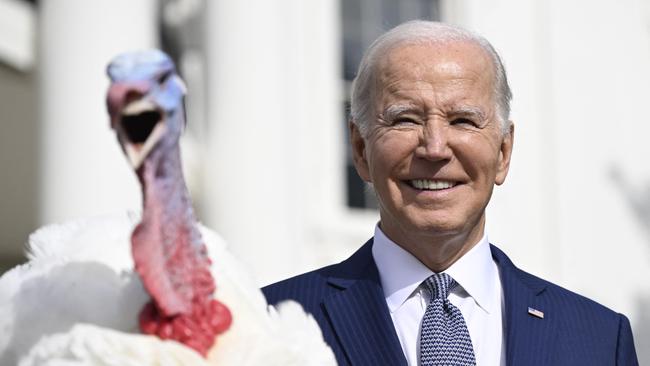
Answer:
[{"left": 0, "top": 213, "right": 336, "bottom": 365}]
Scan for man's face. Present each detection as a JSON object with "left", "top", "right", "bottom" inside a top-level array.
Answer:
[{"left": 351, "top": 41, "right": 513, "bottom": 253}]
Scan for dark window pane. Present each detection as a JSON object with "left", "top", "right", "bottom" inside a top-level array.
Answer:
[
  {"left": 381, "top": 0, "right": 401, "bottom": 29},
  {"left": 342, "top": 0, "right": 362, "bottom": 24},
  {"left": 346, "top": 165, "right": 366, "bottom": 208},
  {"left": 420, "top": 0, "right": 440, "bottom": 20},
  {"left": 343, "top": 39, "right": 363, "bottom": 81}
]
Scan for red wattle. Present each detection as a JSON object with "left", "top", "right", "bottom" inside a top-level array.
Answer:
[{"left": 139, "top": 297, "right": 232, "bottom": 356}]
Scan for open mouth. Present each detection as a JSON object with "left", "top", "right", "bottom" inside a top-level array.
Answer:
[
  {"left": 118, "top": 99, "right": 166, "bottom": 169},
  {"left": 407, "top": 179, "right": 458, "bottom": 191},
  {"left": 121, "top": 111, "right": 159, "bottom": 143}
]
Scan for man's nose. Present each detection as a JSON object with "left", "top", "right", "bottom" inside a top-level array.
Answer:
[{"left": 414, "top": 121, "right": 453, "bottom": 161}]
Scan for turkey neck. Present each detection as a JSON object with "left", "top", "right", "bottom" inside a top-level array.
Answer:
[
  {"left": 132, "top": 136, "right": 214, "bottom": 317},
  {"left": 137, "top": 142, "right": 197, "bottom": 247}
]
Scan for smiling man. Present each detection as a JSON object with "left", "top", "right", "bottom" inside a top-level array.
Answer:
[{"left": 263, "top": 21, "right": 638, "bottom": 366}]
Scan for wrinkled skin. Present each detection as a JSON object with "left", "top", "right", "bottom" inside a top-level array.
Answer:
[{"left": 351, "top": 41, "right": 514, "bottom": 271}]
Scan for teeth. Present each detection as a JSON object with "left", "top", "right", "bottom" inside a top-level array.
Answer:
[
  {"left": 410, "top": 179, "right": 455, "bottom": 190},
  {"left": 123, "top": 99, "right": 157, "bottom": 115}
]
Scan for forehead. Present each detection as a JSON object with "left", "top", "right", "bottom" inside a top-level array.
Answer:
[{"left": 374, "top": 41, "right": 496, "bottom": 104}]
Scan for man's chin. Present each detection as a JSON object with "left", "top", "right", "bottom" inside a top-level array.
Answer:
[
  {"left": 387, "top": 209, "right": 485, "bottom": 243},
  {"left": 384, "top": 218, "right": 463, "bottom": 243}
]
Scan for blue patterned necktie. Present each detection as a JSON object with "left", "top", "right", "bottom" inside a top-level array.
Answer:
[{"left": 419, "top": 273, "right": 476, "bottom": 366}]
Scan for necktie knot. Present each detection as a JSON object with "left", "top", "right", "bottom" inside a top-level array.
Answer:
[{"left": 424, "top": 272, "right": 456, "bottom": 301}]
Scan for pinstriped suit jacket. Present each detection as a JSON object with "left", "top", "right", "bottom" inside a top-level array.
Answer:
[{"left": 262, "top": 239, "right": 639, "bottom": 365}]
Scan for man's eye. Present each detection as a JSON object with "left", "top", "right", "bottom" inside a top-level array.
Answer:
[
  {"left": 393, "top": 117, "right": 419, "bottom": 125},
  {"left": 451, "top": 118, "right": 476, "bottom": 126}
]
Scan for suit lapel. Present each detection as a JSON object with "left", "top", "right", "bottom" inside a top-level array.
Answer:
[
  {"left": 323, "top": 241, "right": 407, "bottom": 366},
  {"left": 491, "top": 245, "right": 558, "bottom": 366},
  {"left": 322, "top": 242, "right": 558, "bottom": 365}
]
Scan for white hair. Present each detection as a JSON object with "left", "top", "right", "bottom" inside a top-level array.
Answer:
[{"left": 350, "top": 20, "right": 513, "bottom": 137}]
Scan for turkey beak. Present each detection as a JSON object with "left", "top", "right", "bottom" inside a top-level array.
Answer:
[
  {"left": 119, "top": 101, "right": 167, "bottom": 170},
  {"left": 109, "top": 83, "right": 167, "bottom": 170}
]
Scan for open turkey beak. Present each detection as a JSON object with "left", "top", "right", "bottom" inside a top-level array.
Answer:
[
  {"left": 119, "top": 101, "right": 166, "bottom": 170},
  {"left": 109, "top": 83, "right": 166, "bottom": 170}
]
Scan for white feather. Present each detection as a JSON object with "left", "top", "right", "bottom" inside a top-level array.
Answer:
[
  {"left": 0, "top": 213, "right": 336, "bottom": 365},
  {"left": 19, "top": 324, "right": 209, "bottom": 366}
]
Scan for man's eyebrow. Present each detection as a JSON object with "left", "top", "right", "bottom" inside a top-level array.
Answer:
[
  {"left": 447, "top": 105, "right": 487, "bottom": 120},
  {"left": 380, "top": 103, "right": 419, "bottom": 119}
]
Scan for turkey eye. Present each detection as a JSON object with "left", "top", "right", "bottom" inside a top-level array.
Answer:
[{"left": 157, "top": 71, "right": 172, "bottom": 84}]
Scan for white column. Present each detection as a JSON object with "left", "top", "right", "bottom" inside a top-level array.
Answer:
[
  {"left": 39, "top": 0, "right": 158, "bottom": 224},
  {"left": 204, "top": 0, "right": 342, "bottom": 284}
]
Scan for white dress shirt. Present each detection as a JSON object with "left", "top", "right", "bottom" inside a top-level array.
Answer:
[{"left": 372, "top": 225, "right": 505, "bottom": 366}]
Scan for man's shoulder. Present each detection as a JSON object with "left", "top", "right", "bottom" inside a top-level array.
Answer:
[
  {"left": 491, "top": 244, "right": 626, "bottom": 322},
  {"left": 263, "top": 239, "right": 376, "bottom": 308},
  {"left": 262, "top": 263, "right": 337, "bottom": 304},
  {"left": 492, "top": 244, "right": 638, "bottom": 365}
]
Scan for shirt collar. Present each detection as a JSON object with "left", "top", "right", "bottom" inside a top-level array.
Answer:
[{"left": 371, "top": 224, "right": 498, "bottom": 315}]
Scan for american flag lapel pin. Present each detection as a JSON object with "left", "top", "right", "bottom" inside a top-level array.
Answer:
[{"left": 528, "top": 307, "right": 544, "bottom": 319}]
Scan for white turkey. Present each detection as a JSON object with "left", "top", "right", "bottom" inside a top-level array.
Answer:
[{"left": 0, "top": 50, "right": 335, "bottom": 366}]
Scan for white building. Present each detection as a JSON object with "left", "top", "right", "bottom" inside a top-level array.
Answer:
[{"left": 0, "top": 0, "right": 648, "bottom": 360}]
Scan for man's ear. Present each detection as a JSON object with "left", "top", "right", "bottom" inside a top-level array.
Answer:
[
  {"left": 349, "top": 120, "right": 371, "bottom": 182},
  {"left": 495, "top": 121, "right": 514, "bottom": 186}
]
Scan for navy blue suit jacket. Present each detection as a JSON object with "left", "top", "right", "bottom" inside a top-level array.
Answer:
[{"left": 263, "top": 239, "right": 638, "bottom": 365}]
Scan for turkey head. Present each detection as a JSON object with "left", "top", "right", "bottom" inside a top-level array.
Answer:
[{"left": 106, "top": 50, "right": 231, "bottom": 356}]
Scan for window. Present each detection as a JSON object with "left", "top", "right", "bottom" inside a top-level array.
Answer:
[{"left": 342, "top": 0, "right": 441, "bottom": 209}]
